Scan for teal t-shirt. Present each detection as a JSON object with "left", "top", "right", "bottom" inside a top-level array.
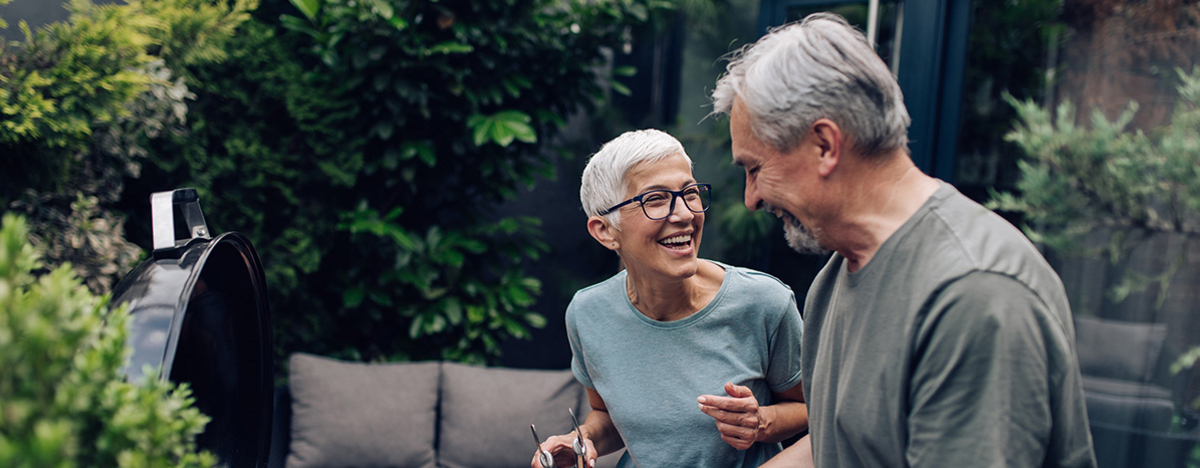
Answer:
[{"left": 566, "top": 261, "right": 803, "bottom": 468}]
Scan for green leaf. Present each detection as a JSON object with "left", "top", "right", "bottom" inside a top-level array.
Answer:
[
  {"left": 612, "top": 65, "right": 637, "bottom": 77},
  {"left": 372, "top": 120, "right": 394, "bottom": 140},
  {"left": 427, "top": 314, "right": 447, "bottom": 333},
  {"left": 363, "top": 0, "right": 394, "bottom": 19},
  {"left": 409, "top": 315, "right": 424, "bottom": 338},
  {"left": 504, "top": 319, "right": 529, "bottom": 339},
  {"left": 610, "top": 79, "right": 632, "bottom": 96},
  {"left": 491, "top": 124, "right": 516, "bottom": 146},
  {"left": 427, "top": 41, "right": 474, "bottom": 55},
  {"left": 469, "top": 110, "right": 536, "bottom": 147},
  {"left": 343, "top": 287, "right": 365, "bottom": 308},
  {"left": 399, "top": 141, "right": 437, "bottom": 167},
  {"left": 501, "top": 114, "right": 537, "bottom": 144},
  {"left": 466, "top": 305, "right": 486, "bottom": 324},
  {"left": 368, "top": 291, "right": 393, "bottom": 307},
  {"left": 526, "top": 313, "right": 547, "bottom": 328},
  {"left": 279, "top": 14, "right": 322, "bottom": 38},
  {"left": 289, "top": 0, "right": 322, "bottom": 22},
  {"left": 467, "top": 114, "right": 491, "bottom": 146},
  {"left": 416, "top": 143, "right": 436, "bottom": 167},
  {"left": 443, "top": 298, "right": 463, "bottom": 325},
  {"left": 459, "top": 239, "right": 486, "bottom": 254}
]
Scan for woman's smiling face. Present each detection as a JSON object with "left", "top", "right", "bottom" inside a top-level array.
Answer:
[{"left": 611, "top": 153, "right": 706, "bottom": 281}]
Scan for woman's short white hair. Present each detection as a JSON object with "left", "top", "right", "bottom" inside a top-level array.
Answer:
[
  {"left": 711, "top": 12, "right": 910, "bottom": 157},
  {"left": 580, "top": 129, "right": 692, "bottom": 229}
]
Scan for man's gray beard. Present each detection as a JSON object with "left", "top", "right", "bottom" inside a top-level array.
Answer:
[{"left": 767, "top": 204, "right": 828, "bottom": 254}]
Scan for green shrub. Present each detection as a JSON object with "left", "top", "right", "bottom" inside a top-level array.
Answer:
[
  {"left": 990, "top": 67, "right": 1200, "bottom": 268},
  {"left": 124, "top": 0, "right": 658, "bottom": 366},
  {"left": 0, "top": 0, "right": 254, "bottom": 295},
  {"left": 0, "top": 213, "right": 216, "bottom": 468}
]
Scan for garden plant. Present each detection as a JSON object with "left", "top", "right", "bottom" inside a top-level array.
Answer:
[{"left": 0, "top": 214, "right": 215, "bottom": 468}]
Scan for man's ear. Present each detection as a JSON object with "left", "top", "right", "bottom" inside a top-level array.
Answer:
[
  {"left": 811, "top": 118, "right": 843, "bottom": 178},
  {"left": 587, "top": 216, "right": 619, "bottom": 250}
]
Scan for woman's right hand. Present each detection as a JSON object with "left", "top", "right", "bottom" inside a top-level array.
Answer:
[{"left": 530, "top": 432, "right": 597, "bottom": 468}]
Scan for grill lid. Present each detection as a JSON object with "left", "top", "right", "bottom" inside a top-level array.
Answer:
[{"left": 111, "top": 188, "right": 274, "bottom": 468}]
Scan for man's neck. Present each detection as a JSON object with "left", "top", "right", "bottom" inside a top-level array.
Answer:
[{"left": 827, "top": 153, "right": 941, "bottom": 272}]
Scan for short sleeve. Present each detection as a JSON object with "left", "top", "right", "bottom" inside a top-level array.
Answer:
[
  {"left": 906, "top": 271, "right": 1059, "bottom": 467},
  {"left": 565, "top": 297, "right": 595, "bottom": 389},
  {"left": 766, "top": 292, "right": 804, "bottom": 393}
]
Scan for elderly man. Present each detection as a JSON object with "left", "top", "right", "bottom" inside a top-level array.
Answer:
[{"left": 708, "top": 12, "right": 1097, "bottom": 468}]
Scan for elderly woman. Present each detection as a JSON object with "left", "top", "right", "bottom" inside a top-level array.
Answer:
[{"left": 532, "top": 129, "right": 807, "bottom": 468}]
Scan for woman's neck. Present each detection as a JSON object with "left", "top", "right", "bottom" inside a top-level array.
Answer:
[{"left": 625, "top": 260, "right": 724, "bottom": 322}]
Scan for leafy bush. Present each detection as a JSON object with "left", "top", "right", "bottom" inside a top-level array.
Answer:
[
  {"left": 0, "top": 213, "right": 216, "bottom": 468},
  {"left": 123, "top": 0, "right": 656, "bottom": 366},
  {"left": 0, "top": 0, "right": 254, "bottom": 295},
  {"left": 990, "top": 67, "right": 1200, "bottom": 269}
]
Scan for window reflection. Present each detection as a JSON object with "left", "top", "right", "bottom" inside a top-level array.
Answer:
[{"left": 955, "top": 2, "right": 1200, "bottom": 467}]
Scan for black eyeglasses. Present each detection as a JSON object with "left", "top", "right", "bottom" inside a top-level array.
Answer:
[{"left": 597, "top": 183, "right": 712, "bottom": 220}]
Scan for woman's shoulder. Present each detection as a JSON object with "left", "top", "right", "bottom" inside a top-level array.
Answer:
[
  {"left": 710, "top": 260, "right": 796, "bottom": 306},
  {"left": 712, "top": 260, "right": 792, "bottom": 290},
  {"left": 568, "top": 269, "right": 627, "bottom": 307}
]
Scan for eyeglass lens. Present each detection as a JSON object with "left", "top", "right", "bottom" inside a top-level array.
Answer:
[{"left": 641, "top": 185, "right": 710, "bottom": 220}]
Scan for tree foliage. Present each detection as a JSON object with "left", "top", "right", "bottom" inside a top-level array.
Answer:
[
  {"left": 118, "top": 0, "right": 655, "bottom": 366},
  {"left": 991, "top": 67, "right": 1200, "bottom": 256},
  {"left": 0, "top": 213, "right": 216, "bottom": 467},
  {"left": 0, "top": 0, "right": 255, "bottom": 295}
]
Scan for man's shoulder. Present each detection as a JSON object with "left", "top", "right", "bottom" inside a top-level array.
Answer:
[{"left": 919, "top": 186, "right": 1058, "bottom": 283}]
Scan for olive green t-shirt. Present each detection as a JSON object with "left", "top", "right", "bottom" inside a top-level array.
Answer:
[{"left": 801, "top": 182, "right": 1096, "bottom": 467}]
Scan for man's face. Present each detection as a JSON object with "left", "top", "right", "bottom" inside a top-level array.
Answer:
[{"left": 729, "top": 99, "right": 828, "bottom": 254}]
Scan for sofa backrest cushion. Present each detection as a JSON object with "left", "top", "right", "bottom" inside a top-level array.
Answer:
[
  {"left": 438, "top": 362, "right": 588, "bottom": 468},
  {"left": 1074, "top": 315, "right": 1167, "bottom": 383},
  {"left": 286, "top": 353, "right": 440, "bottom": 468}
]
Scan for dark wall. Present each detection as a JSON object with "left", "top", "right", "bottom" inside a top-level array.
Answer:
[{"left": 0, "top": 0, "right": 120, "bottom": 41}]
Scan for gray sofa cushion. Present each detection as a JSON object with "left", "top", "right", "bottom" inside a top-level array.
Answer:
[
  {"left": 1082, "top": 384, "right": 1177, "bottom": 431},
  {"left": 1074, "top": 315, "right": 1166, "bottom": 382},
  {"left": 438, "top": 363, "right": 588, "bottom": 468},
  {"left": 286, "top": 353, "right": 440, "bottom": 468}
]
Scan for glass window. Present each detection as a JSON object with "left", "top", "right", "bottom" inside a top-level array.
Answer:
[
  {"left": 785, "top": 1, "right": 903, "bottom": 70},
  {"left": 953, "top": 2, "right": 1200, "bottom": 466}
]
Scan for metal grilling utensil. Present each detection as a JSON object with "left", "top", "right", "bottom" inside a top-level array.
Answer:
[
  {"left": 530, "top": 424, "right": 554, "bottom": 468},
  {"left": 569, "top": 408, "right": 587, "bottom": 468}
]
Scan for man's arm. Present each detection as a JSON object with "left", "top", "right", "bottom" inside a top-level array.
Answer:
[
  {"left": 907, "top": 272, "right": 1076, "bottom": 466},
  {"left": 760, "top": 434, "right": 813, "bottom": 468}
]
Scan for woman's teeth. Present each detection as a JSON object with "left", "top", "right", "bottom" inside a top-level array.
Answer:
[{"left": 659, "top": 234, "right": 691, "bottom": 248}]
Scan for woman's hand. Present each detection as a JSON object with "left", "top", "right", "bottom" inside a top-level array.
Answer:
[
  {"left": 530, "top": 432, "right": 597, "bottom": 468},
  {"left": 697, "top": 382, "right": 766, "bottom": 450}
]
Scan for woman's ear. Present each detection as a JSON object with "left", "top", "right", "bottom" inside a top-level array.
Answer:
[{"left": 587, "top": 216, "right": 619, "bottom": 251}]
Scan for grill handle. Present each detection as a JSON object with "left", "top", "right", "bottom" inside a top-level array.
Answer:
[{"left": 151, "top": 188, "right": 210, "bottom": 253}]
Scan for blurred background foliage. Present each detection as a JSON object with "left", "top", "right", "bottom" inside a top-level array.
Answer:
[{"left": 0, "top": 0, "right": 670, "bottom": 372}]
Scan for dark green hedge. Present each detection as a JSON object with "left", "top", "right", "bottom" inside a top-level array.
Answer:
[{"left": 120, "top": 0, "right": 653, "bottom": 366}]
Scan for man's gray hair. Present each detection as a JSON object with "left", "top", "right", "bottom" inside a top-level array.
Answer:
[
  {"left": 580, "top": 129, "right": 692, "bottom": 229},
  {"left": 711, "top": 12, "right": 910, "bottom": 156}
]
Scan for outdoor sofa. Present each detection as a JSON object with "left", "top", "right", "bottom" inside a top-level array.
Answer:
[{"left": 267, "top": 353, "right": 624, "bottom": 468}]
